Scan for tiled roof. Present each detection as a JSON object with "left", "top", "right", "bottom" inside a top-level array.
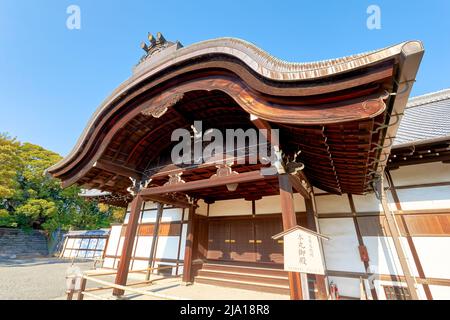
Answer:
[{"left": 394, "top": 88, "right": 450, "bottom": 146}]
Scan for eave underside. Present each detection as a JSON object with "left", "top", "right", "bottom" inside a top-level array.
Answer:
[
  {"left": 47, "top": 41, "right": 424, "bottom": 201},
  {"left": 67, "top": 86, "right": 390, "bottom": 200}
]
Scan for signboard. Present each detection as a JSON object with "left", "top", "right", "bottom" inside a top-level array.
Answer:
[{"left": 274, "top": 226, "right": 328, "bottom": 275}]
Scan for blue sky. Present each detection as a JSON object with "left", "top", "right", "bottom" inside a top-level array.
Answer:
[{"left": 0, "top": 0, "right": 449, "bottom": 156}]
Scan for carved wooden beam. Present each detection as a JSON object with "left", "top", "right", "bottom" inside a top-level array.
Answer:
[
  {"left": 141, "top": 170, "right": 271, "bottom": 196},
  {"left": 288, "top": 173, "right": 311, "bottom": 199},
  {"left": 142, "top": 194, "right": 191, "bottom": 208},
  {"left": 94, "top": 159, "right": 141, "bottom": 180}
]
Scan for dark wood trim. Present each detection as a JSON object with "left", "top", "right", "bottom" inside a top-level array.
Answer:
[
  {"left": 326, "top": 270, "right": 450, "bottom": 287},
  {"left": 392, "top": 181, "right": 450, "bottom": 191},
  {"left": 175, "top": 208, "right": 186, "bottom": 275},
  {"left": 278, "top": 174, "right": 303, "bottom": 300},
  {"left": 123, "top": 220, "right": 186, "bottom": 228},
  {"left": 94, "top": 159, "right": 141, "bottom": 180},
  {"left": 113, "top": 195, "right": 143, "bottom": 296},
  {"left": 289, "top": 174, "right": 311, "bottom": 199},
  {"left": 144, "top": 194, "right": 191, "bottom": 208},
  {"left": 182, "top": 204, "right": 197, "bottom": 283},
  {"left": 251, "top": 200, "right": 256, "bottom": 217},
  {"left": 305, "top": 197, "right": 328, "bottom": 300},
  {"left": 386, "top": 170, "right": 433, "bottom": 300},
  {"left": 105, "top": 255, "right": 183, "bottom": 264},
  {"left": 141, "top": 170, "right": 272, "bottom": 197},
  {"left": 318, "top": 208, "right": 450, "bottom": 219},
  {"left": 130, "top": 202, "right": 145, "bottom": 270},
  {"left": 146, "top": 202, "right": 163, "bottom": 280},
  {"left": 347, "top": 193, "right": 378, "bottom": 300}
]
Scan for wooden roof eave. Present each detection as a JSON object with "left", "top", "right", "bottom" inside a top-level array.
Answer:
[
  {"left": 46, "top": 39, "right": 424, "bottom": 193},
  {"left": 371, "top": 41, "right": 425, "bottom": 177}
]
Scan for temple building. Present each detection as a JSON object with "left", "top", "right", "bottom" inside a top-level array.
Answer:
[{"left": 46, "top": 34, "right": 449, "bottom": 300}]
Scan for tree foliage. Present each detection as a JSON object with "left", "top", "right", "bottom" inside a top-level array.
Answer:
[{"left": 0, "top": 133, "right": 125, "bottom": 233}]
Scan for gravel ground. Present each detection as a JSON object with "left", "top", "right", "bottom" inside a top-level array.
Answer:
[
  {"left": 0, "top": 258, "right": 95, "bottom": 300},
  {"left": 0, "top": 258, "right": 289, "bottom": 300}
]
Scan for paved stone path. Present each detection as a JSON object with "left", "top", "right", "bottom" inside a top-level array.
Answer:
[
  {"left": 0, "top": 258, "right": 290, "bottom": 300},
  {"left": 0, "top": 258, "right": 94, "bottom": 300}
]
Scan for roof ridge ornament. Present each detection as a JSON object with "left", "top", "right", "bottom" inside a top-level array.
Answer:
[{"left": 139, "top": 32, "right": 183, "bottom": 64}]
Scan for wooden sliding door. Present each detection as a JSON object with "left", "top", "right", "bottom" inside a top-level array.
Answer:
[
  {"left": 230, "top": 219, "right": 257, "bottom": 262},
  {"left": 254, "top": 217, "right": 284, "bottom": 264},
  {"left": 206, "top": 215, "right": 284, "bottom": 265}
]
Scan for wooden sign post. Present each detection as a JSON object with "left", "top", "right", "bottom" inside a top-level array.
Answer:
[{"left": 273, "top": 225, "right": 329, "bottom": 276}]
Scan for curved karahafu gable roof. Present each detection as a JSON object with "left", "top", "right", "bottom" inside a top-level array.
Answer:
[{"left": 47, "top": 35, "right": 424, "bottom": 195}]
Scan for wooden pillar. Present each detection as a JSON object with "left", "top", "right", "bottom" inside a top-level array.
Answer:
[
  {"left": 379, "top": 175, "right": 420, "bottom": 300},
  {"left": 347, "top": 194, "right": 379, "bottom": 300},
  {"left": 278, "top": 174, "right": 303, "bottom": 300},
  {"left": 305, "top": 197, "right": 328, "bottom": 300},
  {"left": 182, "top": 204, "right": 197, "bottom": 283},
  {"left": 386, "top": 171, "right": 433, "bottom": 300},
  {"left": 146, "top": 202, "right": 163, "bottom": 280},
  {"left": 113, "top": 195, "right": 143, "bottom": 296},
  {"left": 77, "top": 278, "right": 87, "bottom": 300}
]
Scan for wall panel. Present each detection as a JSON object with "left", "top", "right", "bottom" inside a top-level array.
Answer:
[
  {"left": 390, "top": 163, "right": 450, "bottom": 187},
  {"left": 319, "top": 218, "right": 365, "bottom": 273}
]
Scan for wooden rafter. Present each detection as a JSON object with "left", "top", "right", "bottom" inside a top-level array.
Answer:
[{"left": 140, "top": 170, "right": 273, "bottom": 197}]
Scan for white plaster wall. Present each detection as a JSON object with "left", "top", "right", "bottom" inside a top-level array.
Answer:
[
  {"left": 141, "top": 210, "right": 157, "bottom": 223},
  {"left": 161, "top": 208, "right": 183, "bottom": 222},
  {"left": 155, "top": 236, "right": 180, "bottom": 260},
  {"left": 316, "top": 195, "right": 352, "bottom": 214},
  {"left": 134, "top": 236, "right": 152, "bottom": 258},
  {"left": 66, "top": 238, "right": 75, "bottom": 249},
  {"left": 196, "top": 199, "right": 208, "bottom": 216},
  {"left": 429, "top": 285, "right": 450, "bottom": 300},
  {"left": 255, "top": 195, "right": 280, "bottom": 214},
  {"left": 178, "top": 224, "right": 187, "bottom": 260},
  {"left": 413, "top": 237, "right": 450, "bottom": 279},
  {"left": 362, "top": 236, "right": 419, "bottom": 277},
  {"left": 105, "top": 225, "right": 122, "bottom": 256},
  {"left": 131, "top": 259, "right": 148, "bottom": 271},
  {"left": 396, "top": 186, "right": 450, "bottom": 211},
  {"left": 390, "top": 162, "right": 450, "bottom": 187},
  {"left": 319, "top": 218, "right": 365, "bottom": 273},
  {"left": 313, "top": 187, "right": 328, "bottom": 195},
  {"left": 208, "top": 194, "right": 307, "bottom": 217},
  {"left": 209, "top": 198, "right": 252, "bottom": 216},
  {"left": 103, "top": 257, "right": 115, "bottom": 268},
  {"left": 352, "top": 193, "right": 382, "bottom": 213},
  {"left": 117, "top": 237, "right": 124, "bottom": 255},
  {"left": 143, "top": 202, "right": 158, "bottom": 210},
  {"left": 327, "top": 276, "right": 361, "bottom": 299},
  {"left": 293, "top": 194, "right": 307, "bottom": 212},
  {"left": 62, "top": 238, "right": 71, "bottom": 258}
]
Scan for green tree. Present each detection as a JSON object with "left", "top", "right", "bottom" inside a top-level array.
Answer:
[
  {"left": 0, "top": 133, "right": 125, "bottom": 233},
  {"left": 0, "top": 133, "right": 21, "bottom": 200}
]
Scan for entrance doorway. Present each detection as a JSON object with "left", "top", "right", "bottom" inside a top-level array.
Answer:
[{"left": 206, "top": 215, "right": 284, "bottom": 264}]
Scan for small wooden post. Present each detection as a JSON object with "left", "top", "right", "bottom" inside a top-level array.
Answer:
[
  {"left": 278, "top": 174, "right": 303, "bottom": 300},
  {"left": 77, "top": 277, "right": 87, "bottom": 300},
  {"left": 182, "top": 204, "right": 197, "bottom": 284},
  {"left": 113, "top": 195, "right": 143, "bottom": 296},
  {"left": 66, "top": 281, "right": 75, "bottom": 300},
  {"left": 379, "top": 175, "right": 420, "bottom": 300},
  {"left": 146, "top": 202, "right": 163, "bottom": 280},
  {"left": 305, "top": 197, "right": 328, "bottom": 300}
]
